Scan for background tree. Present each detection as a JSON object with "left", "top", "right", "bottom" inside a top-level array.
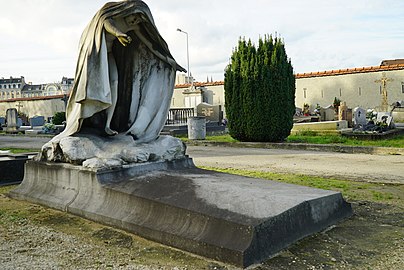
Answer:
[
  {"left": 52, "top": 112, "right": 66, "bottom": 125},
  {"left": 224, "top": 35, "right": 295, "bottom": 142}
]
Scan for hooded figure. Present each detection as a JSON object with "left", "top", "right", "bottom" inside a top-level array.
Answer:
[{"left": 55, "top": 0, "right": 185, "bottom": 144}]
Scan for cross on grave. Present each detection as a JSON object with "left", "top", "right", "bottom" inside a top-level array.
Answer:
[
  {"left": 16, "top": 102, "right": 23, "bottom": 114},
  {"left": 61, "top": 94, "right": 69, "bottom": 110},
  {"left": 375, "top": 72, "right": 393, "bottom": 111}
]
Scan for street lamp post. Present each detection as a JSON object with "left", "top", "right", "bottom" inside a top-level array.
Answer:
[{"left": 177, "top": 28, "right": 190, "bottom": 83}]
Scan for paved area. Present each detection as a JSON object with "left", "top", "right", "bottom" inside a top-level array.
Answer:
[
  {"left": 1, "top": 135, "right": 403, "bottom": 184},
  {"left": 0, "top": 135, "right": 51, "bottom": 149},
  {"left": 188, "top": 146, "right": 404, "bottom": 184}
]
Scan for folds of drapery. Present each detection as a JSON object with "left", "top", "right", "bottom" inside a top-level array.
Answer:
[{"left": 52, "top": 0, "right": 185, "bottom": 144}]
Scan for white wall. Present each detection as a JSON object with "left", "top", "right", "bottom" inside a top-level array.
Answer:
[{"left": 295, "top": 69, "right": 404, "bottom": 110}]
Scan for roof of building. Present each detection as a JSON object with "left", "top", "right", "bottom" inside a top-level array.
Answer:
[
  {"left": 295, "top": 63, "right": 404, "bottom": 79},
  {"left": 0, "top": 76, "right": 24, "bottom": 84},
  {"left": 22, "top": 84, "right": 43, "bottom": 91},
  {"left": 175, "top": 61, "right": 404, "bottom": 86},
  {"left": 380, "top": 59, "right": 404, "bottom": 65},
  {"left": 0, "top": 94, "right": 68, "bottom": 103},
  {"left": 175, "top": 81, "right": 225, "bottom": 89}
]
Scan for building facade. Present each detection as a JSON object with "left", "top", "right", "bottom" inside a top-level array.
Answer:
[
  {"left": 0, "top": 76, "right": 25, "bottom": 100},
  {"left": 2, "top": 61, "right": 404, "bottom": 122},
  {"left": 171, "top": 62, "right": 404, "bottom": 116},
  {"left": 0, "top": 76, "right": 73, "bottom": 101},
  {"left": 171, "top": 81, "right": 225, "bottom": 110},
  {"left": 0, "top": 76, "right": 73, "bottom": 120},
  {"left": 295, "top": 64, "right": 404, "bottom": 111},
  {"left": 0, "top": 95, "right": 67, "bottom": 120}
]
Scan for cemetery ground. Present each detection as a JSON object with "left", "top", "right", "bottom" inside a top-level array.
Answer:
[{"left": 0, "top": 135, "right": 403, "bottom": 269}]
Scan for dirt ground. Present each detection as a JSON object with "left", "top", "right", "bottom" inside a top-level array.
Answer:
[
  {"left": 1, "top": 142, "right": 403, "bottom": 269},
  {"left": 1, "top": 183, "right": 403, "bottom": 269}
]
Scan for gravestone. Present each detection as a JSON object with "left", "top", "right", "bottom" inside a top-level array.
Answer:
[
  {"left": 17, "top": 118, "right": 23, "bottom": 127},
  {"left": 30, "top": 116, "right": 45, "bottom": 127},
  {"left": 5, "top": 108, "right": 18, "bottom": 133},
  {"left": 346, "top": 108, "right": 353, "bottom": 127},
  {"left": 320, "top": 107, "right": 335, "bottom": 121},
  {"left": 197, "top": 103, "right": 222, "bottom": 123},
  {"left": 187, "top": 116, "right": 206, "bottom": 140},
  {"left": 338, "top": 102, "right": 348, "bottom": 121},
  {"left": 353, "top": 107, "right": 367, "bottom": 127}
]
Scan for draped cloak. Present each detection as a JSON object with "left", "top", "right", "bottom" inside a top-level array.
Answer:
[{"left": 53, "top": 0, "right": 185, "bottom": 144}]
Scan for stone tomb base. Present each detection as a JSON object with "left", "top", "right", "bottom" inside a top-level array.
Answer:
[{"left": 10, "top": 159, "right": 352, "bottom": 267}]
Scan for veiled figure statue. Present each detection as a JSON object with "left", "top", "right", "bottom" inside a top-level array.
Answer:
[
  {"left": 38, "top": 0, "right": 187, "bottom": 167},
  {"left": 56, "top": 0, "right": 185, "bottom": 143}
]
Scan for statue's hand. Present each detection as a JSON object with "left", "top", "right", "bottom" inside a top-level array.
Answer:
[{"left": 117, "top": 34, "right": 132, "bottom": 47}]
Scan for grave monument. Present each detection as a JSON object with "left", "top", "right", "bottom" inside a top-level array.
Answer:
[
  {"left": 0, "top": 116, "right": 5, "bottom": 128},
  {"left": 353, "top": 107, "right": 367, "bottom": 128},
  {"left": 29, "top": 115, "right": 45, "bottom": 128},
  {"left": 320, "top": 106, "right": 335, "bottom": 121},
  {"left": 5, "top": 108, "right": 19, "bottom": 133},
  {"left": 10, "top": 1, "right": 352, "bottom": 267},
  {"left": 197, "top": 103, "right": 223, "bottom": 123}
]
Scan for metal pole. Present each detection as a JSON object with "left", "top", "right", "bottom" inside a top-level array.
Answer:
[{"left": 177, "top": 28, "right": 190, "bottom": 81}]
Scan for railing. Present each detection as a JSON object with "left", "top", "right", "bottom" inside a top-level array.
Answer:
[{"left": 166, "top": 108, "right": 195, "bottom": 125}]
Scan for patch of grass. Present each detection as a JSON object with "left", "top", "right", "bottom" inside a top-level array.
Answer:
[
  {"left": 180, "top": 134, "right": 239, "bottom": 143},
  {"left": 287, "top": 134, "right": 349, "bottom": 144},
  {"left": 0, "top": 185, "right": 15, "bottom": 194},
  {"left": 371, "top": 190, "right": 394, "bottom": 201},
  {"left": 201, "top": 167, "right": 404, "bottom": 206},
  {"left": 205, "top": 134, "right": 239, "bottom": 143},
  {"left": 0, "top": 147, "right": 40, "bottom": 153},
  {"left": 184, "top": 133, "right": 404, "bottom": 148},
  {"left": 287, "top": 134, "right": 404, "bottom": 148}
]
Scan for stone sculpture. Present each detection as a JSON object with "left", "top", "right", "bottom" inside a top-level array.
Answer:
[{"left": 37, "top": 0, "right": 186, "bottom": 168}]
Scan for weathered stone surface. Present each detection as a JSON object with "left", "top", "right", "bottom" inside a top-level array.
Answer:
[
  {"left": 292, "top": 120, "right": 348, "bottom": 132},
  {"left": 36, "top": 135, "right": 187, "bottom": 169},
  {"left": 10, "top": 160, "right": 352, "bottom": 267},
  {"left": 353, "top": 107, "right": 367, "bottom": 127}
]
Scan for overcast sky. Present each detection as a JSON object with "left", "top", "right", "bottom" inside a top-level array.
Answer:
[{"left": 1, "top": 0, "right": 403, "bottom": 84}]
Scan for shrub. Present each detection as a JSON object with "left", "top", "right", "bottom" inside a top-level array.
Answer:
[
  {"left": 52, "top": 112, "right": 66, "bottom": 125},
  {"left": 224, "top": 35, "right": 295, "bottom": 142}
]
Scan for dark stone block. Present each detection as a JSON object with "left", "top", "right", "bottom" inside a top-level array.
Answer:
[
  {"left": 9, "top": 159, "right": 352, "bottom": 267},
  {"left": 0, "top": 157, "right": 29, "bottom": 185}
]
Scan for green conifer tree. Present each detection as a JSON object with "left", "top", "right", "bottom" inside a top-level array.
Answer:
[{"left": 224, "top": 35, "right": 295, "bottom": 142}]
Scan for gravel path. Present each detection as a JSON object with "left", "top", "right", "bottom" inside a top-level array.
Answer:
[{"left": 188, "top": 146, "right": 404, "bottom": 184}]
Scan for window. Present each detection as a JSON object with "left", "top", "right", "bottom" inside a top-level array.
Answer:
[
  {"left": 303, "top": 88, "right": 307, "bottom": 99},
  {"left": 358, "top": 87, "right": 361, "bottom": 96},
  {"left": 339, "top": 88, "right": 342, "bottom": 97},
  {"left": 321, "top": 89, "right": 324, "bottom": 98},
  {"left": 402, "top": 82, "right": 404, "bottom": 94}
]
